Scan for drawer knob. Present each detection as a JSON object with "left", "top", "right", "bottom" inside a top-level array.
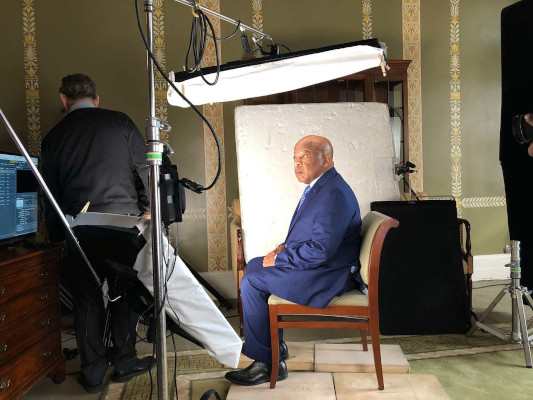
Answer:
[
  {"left": 0, "top": 376, "right": 10, "bottom": 391},
  {"left": 40, "top": 317, "right": 51, "bottom": 327},
  {"left": 0, "top": 311, "right": 5, "bottom": 323},
  {"left": 40, "top": 271, "right": 49, "bottom": 279},
  {"left": 41, "top": 348, "right": 52, "bottom": 357},
  {"left": 38, "top": 291, "right": 49, "bottom": 302},
  {"left": 0, "top": 342, "right": 6, "bottom": 354},
  {"left": 0, "top": 284, "right": 5, "bottom": 297}
]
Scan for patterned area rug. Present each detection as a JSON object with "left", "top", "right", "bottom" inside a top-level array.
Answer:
[{"left": 100, "top": 329, "right": 520, "bottom": 400}]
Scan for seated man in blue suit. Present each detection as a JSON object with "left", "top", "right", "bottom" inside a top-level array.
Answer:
[{"left": 225, "top": 135, "right": 362, "bottom": 386}]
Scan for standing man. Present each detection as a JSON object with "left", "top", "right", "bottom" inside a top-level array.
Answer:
[
  {"left": 500, "top": 1, "right": 533, "bottom": 291},
  {"left": 41, "top": 74, "right": 153, "bottom": 393},
  {"left": 225, "top": 135, "right": 362, "bottom": 385}
]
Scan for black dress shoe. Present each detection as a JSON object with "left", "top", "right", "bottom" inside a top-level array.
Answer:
[
  {"left": 225, "top": 360, "right": 288, "bottom": 386},
  {"left": 78, "top": 374, "right": 106, "bottom": 394},
  {"left": 112, "top": 356, "right": 155, "bottom": 383},
  {"left": 241, "top": 340, "right": 290, "bottom": 361}
]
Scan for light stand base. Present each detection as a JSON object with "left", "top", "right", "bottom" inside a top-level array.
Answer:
[{"left": 467, "top": 283, "right": 533, "bottom": 368}]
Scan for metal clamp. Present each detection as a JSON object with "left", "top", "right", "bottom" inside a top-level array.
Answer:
[
  {"left": 41, "top": 348, "right": 52, "bottom": 357},
  {"left": 0, "top": 376, "right": 10, "bottom": 391}
]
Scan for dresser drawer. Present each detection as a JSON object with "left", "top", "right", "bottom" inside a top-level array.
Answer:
[
  {"left": 0, "top": 282, "right": 58, "bottom": 330},
  {"left": 0, "top": 261, "right": 57, "bottom": 303},
  {"left": 0, "top": 330, "right": 62, "bottom": 399},
  {"left": 0, "top": 301, "right": 60, "bottom": 368}
]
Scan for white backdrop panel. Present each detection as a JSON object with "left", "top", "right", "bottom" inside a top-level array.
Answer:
[{"left": 234, "top": 102, "right": 400, "bottom": 262}]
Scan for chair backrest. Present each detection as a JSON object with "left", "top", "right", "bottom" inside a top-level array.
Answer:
[
  {"left": 234, "top": 102, "right": 400, "bottom": 261},
  {"left": 359, "top": 211, "right": 399, "bottom": 286}
]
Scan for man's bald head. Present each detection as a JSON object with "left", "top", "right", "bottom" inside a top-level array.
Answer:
[{"left": 293, "top": 135, "right": 334, "bottom": 184}]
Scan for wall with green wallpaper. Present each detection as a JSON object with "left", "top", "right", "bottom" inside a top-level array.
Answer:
[{"left": 0, "top": 0, "right": 517, "bottom": 271}]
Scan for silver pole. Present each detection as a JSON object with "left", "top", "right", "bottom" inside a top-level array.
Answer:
[
  {"left": 0, "top": 107, "right": 102, "bottom": 288},
  {"left": 144, "top": 0, "right": 168, "bottom": 398},
  {"left": 173, "top": 0, "right": 272, "bottom": 41}
]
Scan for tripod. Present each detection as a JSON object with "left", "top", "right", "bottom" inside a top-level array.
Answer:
[{"left": 466, "top": 240, "right": 533, "bottom": 367}]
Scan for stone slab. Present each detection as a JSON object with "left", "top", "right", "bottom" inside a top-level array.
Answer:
[
  {"left": 227, "top": 372, "right": 336, "bottom": 400},
  {"left": 334, "top": 373, "right": 450, "bottom": 399},
  {"left": 315, "top": 343, "right": 409, "bottom": 373},
  {"left": 238, "top": 341, "right": 314, "bottom": 370}
]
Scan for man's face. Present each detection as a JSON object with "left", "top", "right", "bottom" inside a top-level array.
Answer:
[{"left": 293, "top": 140, "right": 325, "bottom": 184}]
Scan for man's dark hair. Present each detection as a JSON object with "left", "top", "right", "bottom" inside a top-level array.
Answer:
[{"left": 59, "top": 74, "right": 97, "bottom": 100}]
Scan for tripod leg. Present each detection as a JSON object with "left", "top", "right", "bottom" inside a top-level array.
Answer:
[
  {"left": 467, "top": 286, "right": 508, "bottom": 337},
  {"left": 515, "top": 289, "right": 532, "bottom": 368}
]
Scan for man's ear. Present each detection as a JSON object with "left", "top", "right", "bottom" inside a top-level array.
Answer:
[
  {"left": 92, "top": 95, "right": 100, "bottom": 107},
  {"left": 59, "top": 93, "right": 68, "bottom": 109}
]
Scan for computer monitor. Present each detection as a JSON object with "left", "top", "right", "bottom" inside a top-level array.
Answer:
[{"left": 0, "top": 152, "right": 39, "bottom": 241}]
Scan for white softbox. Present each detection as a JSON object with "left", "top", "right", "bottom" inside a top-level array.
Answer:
[{"left": 167, "top": 39, "right": 385, "bottom": 107}]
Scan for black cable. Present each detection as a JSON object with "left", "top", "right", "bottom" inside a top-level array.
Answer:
[
  {"left": 206, "top": 20, "right": 241, "bottom": 41},
  {"left": 135, "top": 0, "right": 221, "bottom": 191}
]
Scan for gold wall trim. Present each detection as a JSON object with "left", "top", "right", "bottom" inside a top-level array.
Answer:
[
  {"left": 201, "top": 0, "right": 228, "bottom": 271},
  {"left": 362, "top": 0, "right": 373, "bottom": 39},
  {"left": 181, "top": 207, "right": 233, "bottom": 221},
  {"left": 402, "top": 0, "right": 423, "bottom": 192},
  {"left": 462, "top": 197, "right": 506, "bottom": 208},
  {"left": 22, "top": 0, "right": 41, "bottom": 156},
  {"left": 153, "top": 0, "right": 169, "bottom": 141},
  {"left": 449, "top": 0, "right": 462, "bottom": 215},
  {"left": 252, "top": 0, "right": 264, "bottom": 57}
]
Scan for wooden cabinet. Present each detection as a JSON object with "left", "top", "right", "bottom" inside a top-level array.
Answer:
[
  {"left": 0, "top": 245, "right": 65, "bottom": 399},
  {"left": 244, "top": 59, "right": 411, "bottom": 164}
]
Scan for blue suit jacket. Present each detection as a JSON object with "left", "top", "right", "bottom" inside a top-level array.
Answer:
[{"left": 272, "top": 167, "right": 362, "bottom": 308}]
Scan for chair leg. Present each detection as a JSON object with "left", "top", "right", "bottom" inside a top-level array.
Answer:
[
  {"left": 238, "top": 288, "right": 244, "bottom": 337},
  {"left": 370, "top": 321, "right": 384, "bottom": 390},
  {"left": 269, "top": 305, "right": 280, "bottom": 389},
  {"left": 360, "top": 330, "right": 368, "bottom": 351}
]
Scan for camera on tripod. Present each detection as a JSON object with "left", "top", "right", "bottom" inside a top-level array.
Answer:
[{"left": 512, "top": 114, "right": 533, "bottom": 144}]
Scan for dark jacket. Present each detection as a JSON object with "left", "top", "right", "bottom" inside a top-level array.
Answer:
[{"left": 41, "top": 107, "right": 148, "bottom": 240}]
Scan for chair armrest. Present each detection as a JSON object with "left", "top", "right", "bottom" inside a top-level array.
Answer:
[{"left": 458, "top": 218, "right": 473, "bottom": 275}]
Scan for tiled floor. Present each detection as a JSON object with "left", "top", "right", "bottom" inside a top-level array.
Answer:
[{"left": 21, "top": 280, "right": 522, "bottom": 399}]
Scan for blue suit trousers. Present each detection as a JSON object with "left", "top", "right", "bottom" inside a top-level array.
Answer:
[{"left": 241, "top": 257, "right": 284, "bottom": 363}]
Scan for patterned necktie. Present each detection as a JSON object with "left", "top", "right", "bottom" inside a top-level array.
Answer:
[{"left": 297, "top": 186, "right": 311, "bottom": 211}]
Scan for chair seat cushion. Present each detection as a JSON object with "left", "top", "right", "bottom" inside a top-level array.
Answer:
[{"left": 268, "top": 290, "right": 368, "bottom": 307}]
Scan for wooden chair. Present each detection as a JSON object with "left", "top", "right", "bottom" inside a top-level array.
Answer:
[{"left": 267, "top": 211, "right": 399, "bottom": 389}]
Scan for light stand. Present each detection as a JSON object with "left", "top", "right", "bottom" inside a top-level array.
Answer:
[
  {"left": 466, "top": 240, "right": 533, "bottom": 367},
  {"left": 143, "top": 1, "right": 169, "bottom": 398}
]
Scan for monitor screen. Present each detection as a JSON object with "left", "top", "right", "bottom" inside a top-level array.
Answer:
[{"left": 0, "top": 152, "right": 39, "bottom": 241}]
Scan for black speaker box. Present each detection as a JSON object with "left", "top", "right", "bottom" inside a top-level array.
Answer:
[{"left": 371, "top": 200, "right": 471, "bottom": 334}]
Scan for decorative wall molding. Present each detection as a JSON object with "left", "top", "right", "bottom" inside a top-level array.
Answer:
[
  {"left": 449, "top": 0, "right": 463, "bottom": 216},
  {"left": 402, "top": 0, "right": 423, "bottom": 192},
  {"left": 181, "top": 207, "right": 233, "bottom": 221},
  {"left": 462, "top": 197, "right": 506, "bottom": 209},
  {"left": 251, "top": 0, "right": 264, "bottom": 58},
  {"left": 22, "top": 0, "right": 41, "bottom": 157},
  {"left": 153, "top": 0, "right": 169, "bottom": 141},
  {"left": 201, "top": 0, "right": 228, "bottom": 271},
  {"left": 362, "top": 0, "right": 373, "bottom": 39}
]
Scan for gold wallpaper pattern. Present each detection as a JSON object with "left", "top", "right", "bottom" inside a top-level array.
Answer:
[
  {"left": 402, "top": 0, "right": 423, "bottom": 192},
  {"left": 449, "top": 0, "right": 463, "bottom": 215},
  {"left": 252, "top": 0, "right": 264, "bottom": 57},
  {"left": 22, "top": 0, "right": 41, "bottom": 157},
  {"left": 362, "top": 0, "right": 373, "bottom": 39},
  {"left": 153, "top": 0, "right": 169, "bottom": 141},
  {"left": 200, "top": 0, "right": 228, "bottom": 271}
]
